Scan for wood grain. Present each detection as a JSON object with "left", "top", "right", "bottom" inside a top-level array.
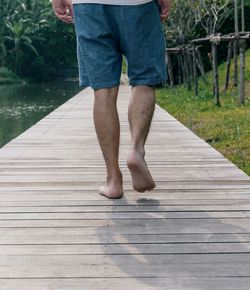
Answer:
[{"left": 0, "top": 85, "right": 249, "bottom": 289}]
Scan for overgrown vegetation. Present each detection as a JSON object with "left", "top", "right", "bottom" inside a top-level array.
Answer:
[
  {"left": 0, "top": 0, "right": 77, "bottom": 82},
  {"left": 156, "top": 49, "right": 250, "bottom": 175},
  {"left": 0, "top": 67, "right": 22, "bottom": 84}
]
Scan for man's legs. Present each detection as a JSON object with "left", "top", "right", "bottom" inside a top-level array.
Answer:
[
  {"left": 93, "top": 86, "right": 123, "bottom": 199},
  {"left": 127, "top": 85, "right": 156, "bottom": 192}
]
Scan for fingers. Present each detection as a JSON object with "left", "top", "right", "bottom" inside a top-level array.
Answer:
[
  {"left": 160, "top": 11, "right": 169, "bottom": 22},
  {"left": 53, "top": 1, "right": 74, "bottom": 24},
  {"left": 68, "top": 4, "right": 74, "bottom": 18},
  {"left": 55, "top": 11, "right": 74, "bottom": 24},
  {"left": 159, "top": 0, "right": 171, "bottom": 22}
]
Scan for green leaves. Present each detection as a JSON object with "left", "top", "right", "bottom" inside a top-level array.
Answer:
[
  {"left": 165, "top": 0, "right": 233, "bottom": 45},
  {"left": 0, "top": 0, "right": 75, "bottom": 80}
]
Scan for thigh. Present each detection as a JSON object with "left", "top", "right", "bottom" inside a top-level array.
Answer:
[{"left": 73, "top": 4, "right": 122, "bottom": 89}]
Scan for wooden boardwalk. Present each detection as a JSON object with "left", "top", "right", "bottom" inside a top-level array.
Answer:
[{"left": 0, "top": 85, "right": 250, "bottom": 290}]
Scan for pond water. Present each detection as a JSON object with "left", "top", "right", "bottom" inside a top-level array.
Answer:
[{"left": 0, "top": 82, "right": 82, "bottom": 148}]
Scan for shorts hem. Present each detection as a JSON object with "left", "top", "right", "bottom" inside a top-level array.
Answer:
[
  {"left": 79, "top": 80, "right": 121, "bottom": 90},
  {"left": 79, "top": 81, "right": 90, "bottom": 88},
  {"left": 92, "top": 80, "right": 121, "bottom": 90},
  {"left": 129, "top": 78, "right": 168, "bottom": 87}
]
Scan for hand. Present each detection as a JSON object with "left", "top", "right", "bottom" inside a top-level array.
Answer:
[
  {"left": 52, "top": 0, "right": 73, "bottom": 24},
  {"left": 158, "top": 0, "right": 172, "bottom": 22}
]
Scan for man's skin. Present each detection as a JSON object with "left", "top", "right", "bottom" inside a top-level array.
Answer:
[{"left": 52, "top": 0, "right": 172, "bottom": 199}]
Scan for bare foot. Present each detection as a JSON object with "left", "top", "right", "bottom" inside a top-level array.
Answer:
[
  {"left": 99, "top": 184, "right": 123, "bottom": 199},
  {"left": 99, "top": 174, "right": 123, "bottom": 199},
  {"left": 127, "top": 151, "right": 156, "bottom": 193}
]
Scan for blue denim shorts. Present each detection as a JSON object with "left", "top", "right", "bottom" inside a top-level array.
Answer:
[{"left": 73, "top": 1, "right": 168, "bottom": 89}]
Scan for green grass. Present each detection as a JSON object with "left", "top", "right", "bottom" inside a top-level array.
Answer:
[
  {"left": 122, "top": 56, "right": 127, "bottom": 74},
  {"left": 0, "top": 67, "right": 22, "bottom": 84},
  {"left": 156, "top": 49, "right": 250, "bottom": 176}
]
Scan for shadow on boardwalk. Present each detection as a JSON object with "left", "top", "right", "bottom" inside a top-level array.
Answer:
[
  {"left": 0, "top": 86, "right": 250, "bottom": 289},
  {"left": 96, "top": 196, "right": 250, "bottom": 290}
]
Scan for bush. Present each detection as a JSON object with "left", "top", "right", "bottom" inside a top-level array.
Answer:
[
  {"left": 0, "top": 0, "right": 77, "bottom": 82},
  {"left": 0, "top": 67, "right": 22, "bottom": 84}
]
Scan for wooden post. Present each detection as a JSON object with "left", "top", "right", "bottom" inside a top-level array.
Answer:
[
  {"left": 212, "top": 42, "right": 220, "bottom": 106},
  {"left": 176, "top": 53, "right": 182, "bottom": 84},
  {"left": 224, "top": 41, "right": 233, "bottom": 90},
  {"left": 239, "top": 39, "right": 245, "bottom": 105},
  {"left": 196, "top": 46, "right": 207, "bottom": 83},
  {"left": 235, "top": 0, "right": 239, "bottom": 33},
  {"left": 239, "top": 0, "right": 246, "bottom": 105},
  {"left": 166, "top": 51, "right": 174, "bottom": 87},
  {"left": 187, "top": 49, "right": 193, "bottom": 83},
  {"left": 234, "top": 0, "right": 239, "bottom": 87},
  {"left": 180, "top": 50, "right": 186, "bottom": 84},
  {"left": 192, "top": 44, "right": 198, "bottom": 96},
  {"left": 183, "top": 48, "right": 191, "bottom": 91},
  {"left": 233, "top": 39, "right": 238, "bottom": 87},
  {"left": 241, "top": 0, "right": 245, "bottom": 32}
]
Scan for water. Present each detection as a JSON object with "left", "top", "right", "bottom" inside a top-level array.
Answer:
[{"left": 0, "top": 82, "right": 81, "bottom": 148}]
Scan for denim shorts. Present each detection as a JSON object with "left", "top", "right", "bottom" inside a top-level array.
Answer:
[{"left": 73, "top": 1, "right": 168, "bottom": 89}]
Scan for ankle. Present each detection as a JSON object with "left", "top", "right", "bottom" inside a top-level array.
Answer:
[
  {"left": 107, "top": 171, "right": 122, "bottom": 184},
  {"left": 130, "top": 147, "right": 145, "bottom": 157}
]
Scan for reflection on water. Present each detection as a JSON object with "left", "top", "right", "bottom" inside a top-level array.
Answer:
[{"left": 0, "top": 82, "right": 81, "bottom": 148}]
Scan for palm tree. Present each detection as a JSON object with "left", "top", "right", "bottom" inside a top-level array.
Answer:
[
  {"left": 0, "top": 20, "right": 8, "bottom": 67},
  {"left": 0, "top": 41, "right": 7, "bottom": 67},
  {"left": 5, "top": 19, "right": 39, "bottom": 74}
]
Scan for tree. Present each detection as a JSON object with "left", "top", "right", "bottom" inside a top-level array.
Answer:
[
  {"left": 165, "top": 0, "right": 197, "bottom": 45},
  {"left": 5, "top": 19, "right": 38, "bottom": 74},
  {"left": 190, "top": 0, "right": 233, "bottom": 35}
]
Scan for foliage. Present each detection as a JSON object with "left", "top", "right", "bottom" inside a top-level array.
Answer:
[
  {"left": 164, "top": 0, "right": 197, "bottom": 46},
  {"left": 189, "top": 0, "right": 232, "bottom": 35},
  {"left": 156, "top": 49, "right": 250, "bottom": 176},
  {"left": 165, "top": 0, "right": 250, "bottom": 45},
  {"left": 0, "top": 0, "right": 77, "bottom": 82},
  {"left": 0, "top": 67, "right": 22, "bottom": 84}
]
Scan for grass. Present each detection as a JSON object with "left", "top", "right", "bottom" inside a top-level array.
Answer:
[
  {"left": 156, "top": 49, "right": 250, "bottom": 176},
  {"left": 0, "top": 67, "right": 22, "bottom": 84}
]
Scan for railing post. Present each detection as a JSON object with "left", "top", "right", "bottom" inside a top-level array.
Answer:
[
  {"left": 192, "top": 44, "right": 198, "bottom": 96},
  {"left": 239, "top": 39, "right": 246, "bottom": 105},
  {"left": 212, "top": 41, "right": 220, "bottom": 106}
]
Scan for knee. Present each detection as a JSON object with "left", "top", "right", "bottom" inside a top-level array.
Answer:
[
  {"left": 132, "top": 86, "right": 155, "bottom": 101},
  {"left": 132, "top": 85, "right": 155, "bottom": 94},
  {"left": 94, "top": 86, "right": 119, "bottom": 101}
]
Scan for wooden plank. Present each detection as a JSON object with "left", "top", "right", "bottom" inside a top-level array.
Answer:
[
  {"left": 0, "top": 242, "right": 250, "bottom": 255},
  {"left": 0, "top": 211, "right": 249, "bottom": 219},
  {"left": 1, "top": 233, "right": 250, "bottom": 244},
  {"left": 0, "top": 254, "right": 249, "bottom": 277},
  {"left": 1, "top": 277, "right": 250, "bottom": 290},
  {"left": 0, "top": 85, "right": 249, "bottom": 289},
  {"left": 0, "top": 199, "right": 249, "bottom": 207},
  {"left": 1, "top": 191, "right": 250, "bottom": 203},
  {"left": 2, "top": 204, "right": 250, "bottom": 212},
  {"left": 0, "top": 218, "right": 250, "bottom": 234}
]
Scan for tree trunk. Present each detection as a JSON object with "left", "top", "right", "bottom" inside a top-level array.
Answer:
[
  {"left": 177, "top": 53, "right": 182, "bottom": 84},
  {"left": 166, "top": 52, "right": 174, "bottom": 87},
  {"left": 196, "top": 46, "right": 207, "bottom": 83},
  {"left": 241, "top": 0, "right": 245, "bottom": 32},
  {"left": 239, "top": 39, "right": 245, "bottom": 105},
  {"left": 224, "top": 41, "right": 233, "bottom": 91},
  {"left": 181, "top": 51, "right": 186, "bottom": 84},
  {"left": 235, "top": 0, "right": 239, "bottom": 33},
  {"left": 192, "top": 45, "right": 198, "bottom": 96},
  {"left": 212, "top": 43, "right": 220, "bottom": 106},
  {"left": 187, "top": 49, "right": 193, "bottom": 83},
  {"left": 233, "top": 40, "right": 238, "bottom": 87},
  {"left": 183, "top": 49, "right": 191, "bottom": 91},
  {"left": 234, "top": 0, "right": 239, "bottom": 87}
]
